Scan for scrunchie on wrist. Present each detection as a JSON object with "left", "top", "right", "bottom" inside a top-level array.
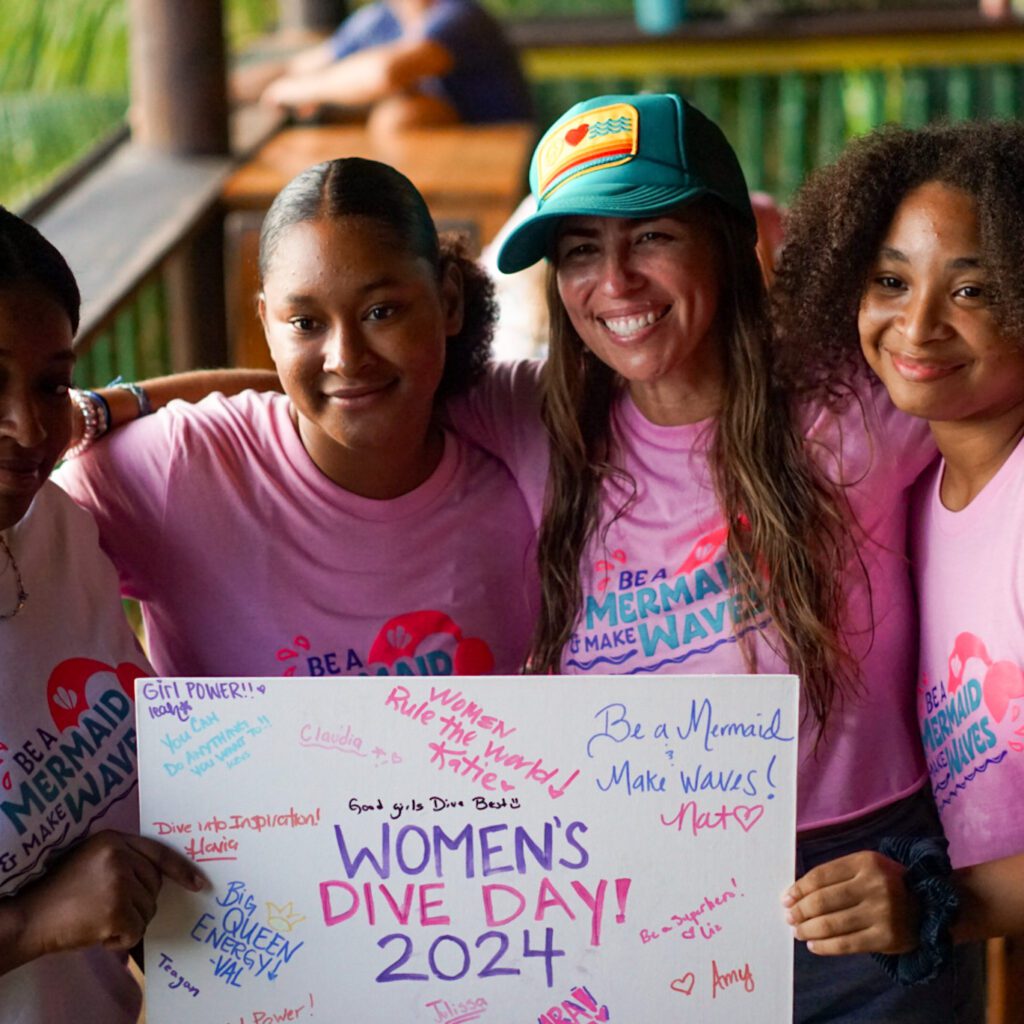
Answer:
[{"left": 871, "top": 834, "right": 959, "bottom": 986}]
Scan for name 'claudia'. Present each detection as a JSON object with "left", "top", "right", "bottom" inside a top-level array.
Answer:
[{"left": 299, "top": 723, "right": 363, "bottom": 754}]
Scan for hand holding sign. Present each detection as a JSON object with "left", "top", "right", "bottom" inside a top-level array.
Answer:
[{"left": 15, "top": 831, "right": 204, "bottom": 961}]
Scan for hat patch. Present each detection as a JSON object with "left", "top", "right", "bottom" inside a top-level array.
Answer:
[{"left": 536, "top": 103, "right": 639, "bottom": 201}]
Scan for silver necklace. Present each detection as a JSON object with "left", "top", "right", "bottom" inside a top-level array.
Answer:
[{"left": 0, "top": 534, "right": 27, "bottom": 621}]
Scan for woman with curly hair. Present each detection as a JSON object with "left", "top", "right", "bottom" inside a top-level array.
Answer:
[
  {"left": 58, "top": 157, "right": 536, "bottom": 678},
  {"left": 448, "top": 93, "right": 980, "bottom": 1020},
  {"left": 777, "top": 121, "right": 1024, "bottom": 978}
]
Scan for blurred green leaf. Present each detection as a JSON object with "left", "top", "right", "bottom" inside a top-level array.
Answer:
[{"left": 0, "top": 0, "right": 279, "bottom": 208}]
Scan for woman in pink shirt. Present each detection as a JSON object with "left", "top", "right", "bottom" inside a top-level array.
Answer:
[
  {"left": 446, "top": 93, "right": 979, "bottom": 1020},
  {"left": 58, "top": 158, "right": 536, "bottom": 681},
  {"left": 776, "top": 121, "right": 1024, "bottom": 994}
]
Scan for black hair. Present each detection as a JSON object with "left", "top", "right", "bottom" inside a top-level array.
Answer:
[
  {"left": 0, "top": 206, "right": 80, "bottom": 335},
  {"left": 259, "top": 157, "right": 495, "bottom": 400}
]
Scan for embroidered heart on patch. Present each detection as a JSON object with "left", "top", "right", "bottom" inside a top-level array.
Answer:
[
  {"left": 565, "top": 124, "right": 589, "bottom": 146},
  {"left": 734, "top": 805, "right": 765, "bottom": 832},
  {"left": 670, "top": 973, "right": 696, "bottom": 995}
]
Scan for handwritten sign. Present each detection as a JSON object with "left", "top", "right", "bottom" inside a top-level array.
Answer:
[{"left": 137, "top": 675, "right": 798, "bottom": 1022}]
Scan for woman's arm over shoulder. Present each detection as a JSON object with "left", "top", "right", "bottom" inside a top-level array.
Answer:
[
  {"left": 58, "top": 390, "right": 282, "bottom": 590},
  {"left": 804, "top": 375, "right": 937, "bottom": 490},
  {"left": 444, "top": 360, "right": 549, "bottom": 498},
  {"left": 55, "top": 392, "right": 208, "bottom": 600},
  {"left": 860, "top": 378, "right": 937, "bottom": 484},
  {"left": 75, "top": 369, "right": 280, "bottom": 440}
]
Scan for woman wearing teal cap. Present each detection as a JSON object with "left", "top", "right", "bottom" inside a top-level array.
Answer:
[
  {"left": 449, "top": 93, "right": 981, "bottom": 1019},
  {"left": 64, "top": 94, "right": 978, "bottom": 1017}
]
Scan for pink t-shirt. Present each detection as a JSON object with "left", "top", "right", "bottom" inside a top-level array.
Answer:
[
  {"left": 57, "top": 391, "right": 537, "bottom": 679},
  {"left": 450, "top": 361, "right": 934, "bottom": 830},
  {"left": 913, "top": 439, "right": 1024, "bottom": 868}
]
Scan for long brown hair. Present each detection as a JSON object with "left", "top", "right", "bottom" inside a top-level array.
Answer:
[{"left": 531, "top": 202, "right": 859, "bottom": 734}]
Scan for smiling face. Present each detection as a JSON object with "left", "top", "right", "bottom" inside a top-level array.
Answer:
[
  {"left": 859, "top": 181, "right": 1024, "bottom": 427},
  {"left": 553, "top": 210, "right": 725, "bottom": 424},
  {"left": 0, "top": 283, "right": 75, "bottom": 530},
  {"left": 259, "top": 215, "right": 461, "bottom": 494}
]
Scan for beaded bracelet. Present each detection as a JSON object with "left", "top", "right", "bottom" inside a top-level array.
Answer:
[
  {"left": 110, "top": 378, "right": 153, "bottom": 418},
  {"left": 83, "top": 388, "right": 110, "bottom": 434},
  {"left": 64, "top": 388, "right": 103, "bottom": 459},
  {"left": 871, "top": 835, "right": 959, "bottom": 986}
]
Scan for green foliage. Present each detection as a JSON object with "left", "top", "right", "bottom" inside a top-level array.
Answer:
[
  {"left": 0, "top": 91, "right": 127, "bottom": 210},
  {"left": 0, "top": 0, "right": 279, "bottom": 209},
  {"left": 0, "top": 0, "right": 129, "bottom": 93},
  {"left": 226, "top": 0, "right": 281, "bottom": 48}
]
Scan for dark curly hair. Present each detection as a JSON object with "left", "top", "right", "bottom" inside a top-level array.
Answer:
[
  {"left": 259, "top": 157, "right": 495, "bottom": 401},
  {"left": 771, "top": 120, "right": 1024, "bottom": 401}
]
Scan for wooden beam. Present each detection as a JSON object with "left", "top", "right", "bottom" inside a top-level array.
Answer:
[
  {"left": 35, "top": 146, "right": 233, "bottom": 345},
  {"left": 279, "top": 0, "right": 348, "bottom": 33}
]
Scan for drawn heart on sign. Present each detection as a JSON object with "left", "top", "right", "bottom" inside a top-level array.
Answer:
[
  {"left": 500, "top": 780, "right": 516, "bottom": 792},
  {"left": 565, "top": 124, "right": 589, "bottom": 146},
  {"left": 670, "top": 973, "right": 696, "bottom": 995},
  {"left": 734, "top": 805, "right": 765, "bottom": 832}
]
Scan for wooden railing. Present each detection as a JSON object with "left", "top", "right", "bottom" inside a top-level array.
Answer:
[{"left": 34, "top": 103, "right": 282, "bottom": 387}]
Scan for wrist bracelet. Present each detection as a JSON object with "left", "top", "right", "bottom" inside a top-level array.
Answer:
[
  {"left": 871, "top": 835, "right": 959, "bottom": 986},
  {"left": 110, "top": 378, "right": 153, "bottom": 418},
  {"left": 82, "top": 389, "right": 110, "bottom": 435},
  {"left": 65, "top": 388, "right": 102, "bottom": 459}
]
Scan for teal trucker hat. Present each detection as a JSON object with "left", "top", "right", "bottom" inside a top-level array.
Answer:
[{"left": 497, "top": 93, "right": 756, "bottom": 274}]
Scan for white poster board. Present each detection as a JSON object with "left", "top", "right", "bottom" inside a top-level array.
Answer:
[{"left": 137, "top": 674, "right": 798, "bottom": 1022}]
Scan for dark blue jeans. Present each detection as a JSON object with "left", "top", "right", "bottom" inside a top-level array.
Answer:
[{"left": 794, "top": 789, "right": 984, "bottom": 1023}]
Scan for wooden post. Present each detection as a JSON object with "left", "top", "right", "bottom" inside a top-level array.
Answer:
[
  {"left": 279, "top": 0, "right": 349, "bottom": 33},
  {"left": 129, "top": 0, "right": 229, "bottom": 155},
  {"left": 129, "top": 0, "right": 230, "bottom": 368}
]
